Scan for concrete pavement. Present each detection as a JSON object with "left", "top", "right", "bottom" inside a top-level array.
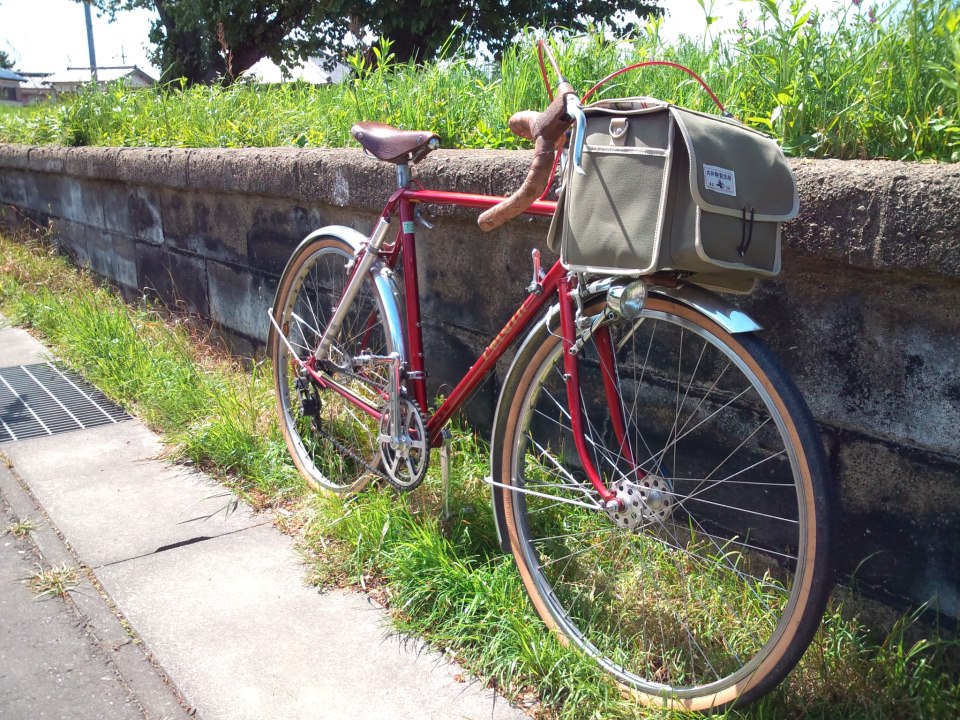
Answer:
[{"left": 0, "top": 319, "right": 526, "bottom": 720}]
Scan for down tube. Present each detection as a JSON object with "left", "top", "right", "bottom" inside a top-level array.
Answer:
[{"left": 426, "top": 260, "right": 567, "bottom": 446}]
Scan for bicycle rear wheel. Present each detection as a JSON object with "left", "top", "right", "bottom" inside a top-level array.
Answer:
[
  {"left": 492, "top": 295, "right": 832, "bottom": 711},
  {"left": 270, "top": 234, "right": 396, "bottom": 494}
]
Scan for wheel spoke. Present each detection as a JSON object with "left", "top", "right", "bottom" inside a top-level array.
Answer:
[
  {"left": 271, "top": 239, "right": 392, "bottom": 494},
  {"left": 500, "top": 297, "right": 828, "bottom": 711}
]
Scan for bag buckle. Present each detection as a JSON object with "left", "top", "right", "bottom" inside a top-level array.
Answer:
[{"left": 609, "top": 117, "right": 629, "bottom": 145}]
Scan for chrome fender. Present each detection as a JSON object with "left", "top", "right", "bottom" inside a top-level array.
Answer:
[
  {"left": 648, "top": 283, "right": 761, "bottom": 334},
  {"left": 293, "top": 225, "right": 407, "bottom": 363}
]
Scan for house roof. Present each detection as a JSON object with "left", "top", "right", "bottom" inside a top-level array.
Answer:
[
  {"left": 0, "top": 68, "right": 26, "bottom": 83},
  {"left": 20, "top": 75, "right": 53, "bottom": 91},
  {"left": 43, "top": 66, "right": 156, "bottom": 85}
]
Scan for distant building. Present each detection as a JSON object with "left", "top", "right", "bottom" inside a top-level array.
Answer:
[
  {"left": 0, "top": 67, "right": 26, "bottom": 105},
  {"left": 17, "top": 72, "right": 56, "bottom": 104},
  {"left": 42, "top": 66, "right": 156, "bottom": 95},
  {"left": 240, "top": 57, "right": 350, "bottom": 85}
]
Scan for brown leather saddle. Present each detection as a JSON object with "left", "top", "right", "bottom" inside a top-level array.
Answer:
[{"left": 351, "top": 122, "right": 440, "bottom": 164}]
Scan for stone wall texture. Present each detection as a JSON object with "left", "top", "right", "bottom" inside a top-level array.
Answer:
[{"left": 2, "top": 143, "right": 959, "bottom": 619}]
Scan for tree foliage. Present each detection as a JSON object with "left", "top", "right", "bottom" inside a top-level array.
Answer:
[
  {"left": 87, "top": 0, "right": 661, "bottom": 84},
  {"left": 86, "top": 1, "right": 343, "bottom": 83},
  {"left": 346, "top": 0, "right": 662, "bottom": 65},
  {"left": 0, "top": 50, "right": 14, "bottom": 70}
]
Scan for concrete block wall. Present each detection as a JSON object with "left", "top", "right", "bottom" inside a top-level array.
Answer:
[{"left": 1, "top": 143, "right": 959, "bottom": 620}]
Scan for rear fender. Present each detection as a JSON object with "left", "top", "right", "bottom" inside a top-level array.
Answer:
[{"left": 280, "top": 225, "right": 407, "bottom": 363}]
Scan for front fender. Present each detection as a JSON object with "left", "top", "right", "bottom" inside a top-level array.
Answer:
[{"left": 649, "top": 284, "right": 761, "bottom": 334}]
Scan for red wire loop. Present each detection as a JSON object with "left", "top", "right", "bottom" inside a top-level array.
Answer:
[
  {"left": 531, "top": 43, "right": 727, "bottom": 202},
  {"left": 536, "top": 40, "right": 564, "bottom": 102},
  {"left": 583, "top": 61, "right": 726, "bottom": 114}
]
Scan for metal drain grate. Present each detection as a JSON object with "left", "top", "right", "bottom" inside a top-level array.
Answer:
[{"left": 0, "top": 363, "right": 130, "bottom": 443}]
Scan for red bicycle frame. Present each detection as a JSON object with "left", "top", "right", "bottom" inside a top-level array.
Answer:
[
  {"left": 278, "top": 43, "right": 735, "bottom": 509},
  {"left": 346, "top": 185, "right": 622, "bottom": 504},
  {"left": 398, "top": 188, "right": 559, "bottom": 444}
]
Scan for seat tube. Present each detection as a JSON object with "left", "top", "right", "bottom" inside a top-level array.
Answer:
[
  {"left": 398, "top": 195, "right": 429, "bottom": 412},
  {"left": 557, "top": 275, "right": 620, "bottom": 508}
]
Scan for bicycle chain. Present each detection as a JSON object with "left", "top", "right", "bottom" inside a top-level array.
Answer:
[
  {"left": 304, "top": 362, "right": 430, "bottom": 490},
  {"left": 298, "top": 362, "right": 389, "bottom": 482},
  {"left": 311, "top": 417, "right": 388, "bottom": 482}
]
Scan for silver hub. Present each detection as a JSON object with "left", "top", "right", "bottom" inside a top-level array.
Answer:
[{"left": 605, "top": 474, "right": 675, "bottom": 530}]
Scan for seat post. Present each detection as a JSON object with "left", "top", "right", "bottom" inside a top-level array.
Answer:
[{"left": 396, "top": 162, "right": 411, "bottom": 190}]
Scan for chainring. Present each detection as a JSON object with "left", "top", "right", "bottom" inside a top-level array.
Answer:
[{"left": 378, "top": 397, "right": 429, "bottom": 491}]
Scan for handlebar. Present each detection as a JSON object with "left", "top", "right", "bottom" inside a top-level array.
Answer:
[
  {"left": 477, "top": 82, "right": 580, "bottom": 232},
  {"left": 477, "top": 42, "right": 727, "bottom": 233}
]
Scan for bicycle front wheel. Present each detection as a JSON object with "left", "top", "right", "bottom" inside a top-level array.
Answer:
[
  {"left": 493, "top": 295, "right": 832, "bottom": 711},
  {"left": 270, "top": 234, "right": 396, "bottom": 494}
]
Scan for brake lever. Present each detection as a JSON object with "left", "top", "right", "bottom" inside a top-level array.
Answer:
[{"left": 566, "top": 95, "right": 587, "bottom": 176}]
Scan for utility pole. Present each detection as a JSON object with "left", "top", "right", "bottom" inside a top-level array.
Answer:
[{"left": 83, "top": 1, "right": 98, "bottom": 82}]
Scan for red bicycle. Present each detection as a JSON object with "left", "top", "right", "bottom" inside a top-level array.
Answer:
[{"left": 268, "top": 44, "right": 832, "bottom": 711}]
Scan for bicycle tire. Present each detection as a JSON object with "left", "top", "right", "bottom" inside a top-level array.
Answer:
[
  {"left": 270, "top": 234, "right": 396, "bottom": 494},
  {"left": 491, "top": 294, "right": 832, "bottom": 711}
]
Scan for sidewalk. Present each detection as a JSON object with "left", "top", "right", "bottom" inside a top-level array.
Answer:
[{"left": 0, "top": 319, "right": 526, "bottom": 720}]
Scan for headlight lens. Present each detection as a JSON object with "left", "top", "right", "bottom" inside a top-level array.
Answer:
[{"left": 606, "top": 281, "right": 648, "bottom": 319}]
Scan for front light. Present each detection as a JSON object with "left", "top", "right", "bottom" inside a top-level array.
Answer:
[{"left": 606, "top": 281, "right": 648, "bottom": 319}]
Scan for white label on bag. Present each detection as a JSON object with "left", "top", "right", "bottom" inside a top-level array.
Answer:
[{"left": 703, "top": 164, "right": 737, "bottom": 196}]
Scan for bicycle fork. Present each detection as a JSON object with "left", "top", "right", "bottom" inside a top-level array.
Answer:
[{"left": 558, "top": 275, "right": 643, "bottom": 512}]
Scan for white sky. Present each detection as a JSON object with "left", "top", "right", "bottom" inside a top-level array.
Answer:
[
  {"left": 0, "top": 0, "right": 848, "bottom": 77},
  {"left": 0, "top": 0, "right": 156, "bottom": 74}
]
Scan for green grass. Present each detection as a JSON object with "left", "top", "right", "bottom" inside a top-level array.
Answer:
[
  {"left": 0, "top": 229, "right": 303, "bottom": 505},
  {"left": 303, "top": 440, "right": 960, "bottom": 720},
  {"left": 3, "top": 517, "right": 37, "bottom": 538},
  {"left": 1, "top": 229, "right": 958, "bottom": 718},
  {"left": 0, "top": 0, "right": 957, "bottom": 160}
]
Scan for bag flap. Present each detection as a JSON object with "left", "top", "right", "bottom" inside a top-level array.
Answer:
[{"left": 670, "top": 107, "right": 799, "bottom": 222}]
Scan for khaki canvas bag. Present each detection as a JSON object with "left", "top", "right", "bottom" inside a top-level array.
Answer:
[{"left": 548, "top": 98, "right": 798, "bottom": 292}]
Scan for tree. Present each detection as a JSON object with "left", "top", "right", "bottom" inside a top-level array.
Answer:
[
  {"left": 344, "top": 0, "right": 663, "bottom": 64},
  {"left": 0, "top": 50, "right": 14, "bottom": 70},
  {"left": 86, "top": 1, "right": 661, "bottom": 84},
  {"left": 87, "top": 1, "right": 351, "bottom": 84}
]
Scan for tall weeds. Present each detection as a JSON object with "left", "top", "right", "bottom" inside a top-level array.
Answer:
[{"left": 0, "top": 0, "right": 957, "bottom": 160}]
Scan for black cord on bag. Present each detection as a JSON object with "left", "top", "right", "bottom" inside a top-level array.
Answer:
[{"left": 738, "top": 207, "right": 756, "bottom": 257}]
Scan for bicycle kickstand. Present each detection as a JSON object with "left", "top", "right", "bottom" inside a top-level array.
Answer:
[{"left": 440, "top": 427, "right": 453, "bottom": 521}]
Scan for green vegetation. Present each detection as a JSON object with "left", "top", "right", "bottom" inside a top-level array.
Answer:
[
  {"left": 1, "top": 0, "right": 958, "bottom": 160},
  {"left": 1, "top": 229, "right": 958, "bottom": 717},
  {"left": 3, "top": 517, "right": 38, "bottom": 538},
  {"left": 0, "top": 230, "right": 303, "bottom": 504},
  {"left": 27, "top": 563, "right": 79, "bottom": 599}
]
